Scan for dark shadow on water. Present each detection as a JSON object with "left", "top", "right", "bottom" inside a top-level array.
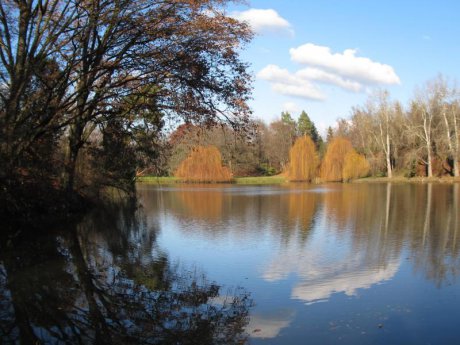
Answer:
[{"left": 0, "top": 200, "right": 253, "bottom": 344}]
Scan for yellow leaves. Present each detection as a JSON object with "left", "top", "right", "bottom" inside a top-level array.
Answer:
[
  {"left": 178, "top": 138, "right": 369, "bottom": 184},
  {"left": 320, "top": 137, "right": 370, "bottom": 182},
  {"left": 320, "top": 137, "right": 353, "bottom": 182},
  {"left": 286, "top": 136, "right": 318, "bottom": 182},
  {"left": 343, "top": 151, "right": 370, "bottom": 182},
  {"left": 175, "top": 145, "right": 233, "bottom": 182}
]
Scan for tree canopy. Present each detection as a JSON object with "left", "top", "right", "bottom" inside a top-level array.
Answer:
[{"left": 0, "top": 0, "right": 253, "bottom": 214}]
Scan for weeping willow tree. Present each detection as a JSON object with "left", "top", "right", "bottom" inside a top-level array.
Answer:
[
  {"left": 175, "top": 146, "right": 233, "bottom": 182},
  {"left": 343, "top": 151, "right": 370, "bottom": 181},
  {"left": 286, "top": 136, "right": 319, "bottom": 181},
  {"left": 321, "top": 137, "right": 370, "bottom": 182},
  {"left": 320, "top": 137, "right": 354, "bottom": 182}
]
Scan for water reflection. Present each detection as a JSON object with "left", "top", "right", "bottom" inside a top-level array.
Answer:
[
  {"left": 3, "top": 183, "right": 460, "bottom": 344},
  {"left": 247, "top": 309, "right": 295, "bottom": 339},
  {"left": 0, "top": 202, "right": 252, "bottom": 344},
  {"left": 138, "top": 183, "right": 460, "bottom": 301}
]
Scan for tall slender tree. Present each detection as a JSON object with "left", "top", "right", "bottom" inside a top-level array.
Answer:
[{"left": 374, "top": 91, "right": 394, "bottom": 178}]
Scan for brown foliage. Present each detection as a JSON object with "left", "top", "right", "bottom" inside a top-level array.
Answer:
[
  {"left": 286, "top": 136, "right": 319, "bottom": 181},
  {"left": 343, "top": 151, "right": 370, "bottom": 181},
  {"left": 175, "top": 146, "right": 233, "bottom": 182},
  {"left": 1, "top": 0, "right": 253, "bottom": 207},
  {"left": 320, "top": 137, "right": 354, "bottom": 182},
  {"left": 320, "top": 137, "right": 370, "bottom": 182}
]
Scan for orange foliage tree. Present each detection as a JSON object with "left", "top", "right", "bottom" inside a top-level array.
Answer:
[
  {"left": 343, "top": 151, "right": 370, "bottom": 181},
  {"left": 175, "top": 146, "right": 233, "bottom": 182},
  {"left": 286, "top": 136, "right": 319, "bottom": 181},
  {"left": 321, "top": 137, "right": 370, "bottom": 182},
  {"left": 320, "top": 137, "right": 354, "bottom": 181}
]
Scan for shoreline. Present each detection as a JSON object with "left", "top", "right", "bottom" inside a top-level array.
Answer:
[
  {"left": 352, "top": 176, "right": 460, "bottom": 184},
  {"left": 136, "top": 175, "right": 460, "bottom": 185}
]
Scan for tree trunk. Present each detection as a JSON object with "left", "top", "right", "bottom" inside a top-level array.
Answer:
[
  {"left": 422, "top": 111, "right": 433, "bottom": 177},
  {"left": 65, "top": 123, "right": 84, "bottom": 193},
  {"left": 426, "top": 145, "right": 433, "bottom": 177},
  {"left": 386, "top": 132, "right": 392, "bottom": 178},
  {"left": 454, "top": 112, "right": 459, "bottom": 177},
  {"left": 442, "top": 107, "right": 458, "bottom": 177}
]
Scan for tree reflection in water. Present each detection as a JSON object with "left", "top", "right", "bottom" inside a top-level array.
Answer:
[
  {"left": 0, "top": 201, "right": 252, "bottom": 344},
  {"left": 141, "top": 183, "right": 460, "bottom": 297}
]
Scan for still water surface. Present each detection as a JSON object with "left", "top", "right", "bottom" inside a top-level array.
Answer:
[{"left": 1, "top": 183, "right": 460, "bottom": 344}]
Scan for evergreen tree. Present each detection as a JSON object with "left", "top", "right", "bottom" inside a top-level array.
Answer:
[
  {"left": 297, "top": 111, "right": 320, "bottom": 144},
  {"left": 281, "top": 111, "right": 295, "bottom": 126}
]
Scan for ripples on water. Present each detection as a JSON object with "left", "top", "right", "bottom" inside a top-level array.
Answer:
[{"left": 1, "top": 183, "right": 459, "bottom": 344}]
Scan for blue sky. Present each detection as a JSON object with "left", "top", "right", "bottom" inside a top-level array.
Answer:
[{"left": 228, "top": 0, "right": 460, "bottom": 133}]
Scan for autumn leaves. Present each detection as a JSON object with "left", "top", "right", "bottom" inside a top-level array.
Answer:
[
  {"left": 175, "top": 136, "right": 370, "bottom": 183},
  {"left": 287, "top": 136, "right": 369, "bottom": 182},
  {"left": 175, "top": 146, "right": 233, "bottom": 182}
]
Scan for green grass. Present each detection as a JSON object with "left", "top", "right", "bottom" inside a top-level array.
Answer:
[
  {"left": 234, "top": 176, "right": 287, "bottom": 184},
  {"left": 136, "top": 175, "right": 287, "bottom": 185},
  {"left": 137, "top": 175, "right": 460, "bottom": 185},
  {"left": 136, "top": 176, "right": 179, "bottom": 184}
]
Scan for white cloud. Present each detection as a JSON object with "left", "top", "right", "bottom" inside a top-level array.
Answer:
[
  {"left": 290, "top": 43, "right": 400, "bottom": 85},
  {"left": 272, "top": 83, "right": 325, "bottom": 100},
  {"left": 283, "top": 102, "right": 300, "bottom": 114},
  {"left": 257, "top": 64, "right": 325, "bottom": 100},
  {"left": 297, "top": 67, "right": 363, "bottom": 92},
  {"left": 257, "top": 64, "right": 299, "bottom": 85},
  {"left": 231, "top": 9, "right": 293, "bottom": 35}
]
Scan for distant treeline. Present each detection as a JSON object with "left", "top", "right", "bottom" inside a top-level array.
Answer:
[
  {"left": 164, "top": 76, "right": 459, "bottom": 180},
  {"left": 337, "top": 77, "right": 459, "bottom": 178},
  {"left": 163, "top": 111, "right": 324, "bottom": 178}
]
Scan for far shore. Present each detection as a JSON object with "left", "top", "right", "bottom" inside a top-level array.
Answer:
[{"left": 136, "top": 175, "right": 460, "bottom": 185}]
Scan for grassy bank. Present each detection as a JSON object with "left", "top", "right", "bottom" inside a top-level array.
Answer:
[
  {"left": 234, "top": 176, "right": 287, "bottom": 184},
  {"left": 137, "top": 175, "right": 460, "bottom": 185},
  {"left": 353, "top": 176, "right": 460, "bottom": 184},
  {"left": 136, "top": 176, "right": 179, "bottom": 184},
  {"left": 136, "top": 175, "right": 287, "bottom": 185}
]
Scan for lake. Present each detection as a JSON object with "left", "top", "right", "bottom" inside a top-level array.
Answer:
[{"left": 1, "top": 183, "right": 460, "bottom": 344}]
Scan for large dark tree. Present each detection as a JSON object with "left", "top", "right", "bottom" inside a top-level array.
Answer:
[{"left": 0, "top": 0, "right": 252, "bottom": 210}]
